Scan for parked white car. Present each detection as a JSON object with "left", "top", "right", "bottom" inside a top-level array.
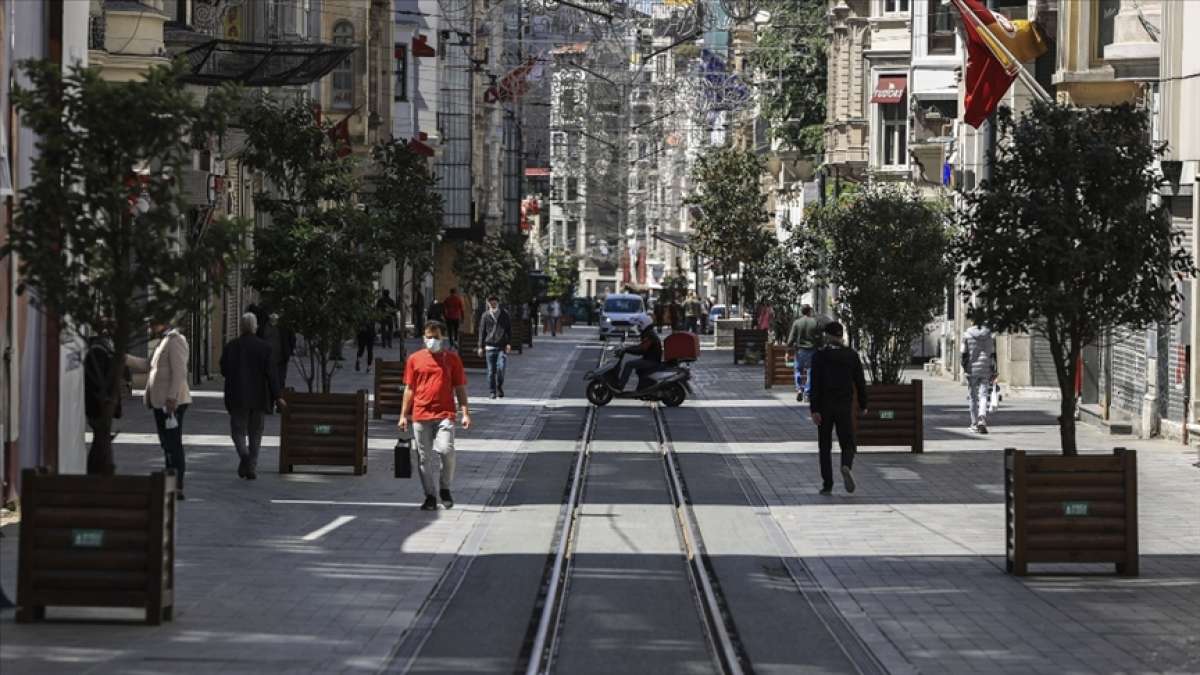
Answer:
[{"left": 598, "top": 294, "right": 651, "bottom": 340}]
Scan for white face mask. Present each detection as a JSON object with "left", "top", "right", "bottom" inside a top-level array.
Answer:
[{"left": 425, "top": 337, "right": 444, "bottom": 353}]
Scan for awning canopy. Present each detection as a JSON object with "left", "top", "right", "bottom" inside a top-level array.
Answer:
[
  {"left": 179, "top": 40, "right": 354, "bottom": 87},
  {"left": 871, "top": 75, "right": 907, "bottom": 104},
  {"left": 652, "top": 230, "right": 691, "bottom": 250}
]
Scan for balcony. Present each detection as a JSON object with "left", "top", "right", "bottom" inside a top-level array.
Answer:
[{"left": 89, "top": 14, "right": 106, "bottom": 52}]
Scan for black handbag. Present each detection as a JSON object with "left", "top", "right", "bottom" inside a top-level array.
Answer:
[{"left": 394, "top": 437, "right": 413, "bottom": 478}]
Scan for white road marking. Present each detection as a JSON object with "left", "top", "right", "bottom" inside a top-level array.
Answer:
[
  {"left": 300, "top": 515, "right": 357, "bottom": 541},
  {"left": 274, "top": 499, "right": 421, "bottom": 508}
]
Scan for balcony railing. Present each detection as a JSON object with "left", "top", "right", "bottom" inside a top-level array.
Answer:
[{"left": 89, "top": 14, "right": 106, "bottom": 51}]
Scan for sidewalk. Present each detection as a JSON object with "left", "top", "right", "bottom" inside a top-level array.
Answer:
[
  {"left": 688, "top": 352, "right": 1200, "bottom": 675},
  {"left": 0, "top": 333, "right": 589, "bottom": 674}
]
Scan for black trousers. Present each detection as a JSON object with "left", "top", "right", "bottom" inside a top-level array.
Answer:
[
  {"left": 356, "top": 332, "right": 374, "bottom": 366},
  {"left": 152, "top": 405, "right": 188, "bottom": 489},
  {"left": 445, "top": 319, "right": 460, "bottom": 344},
  {"left": 817, "top": 405, "right": 857, "bottom": 489}
]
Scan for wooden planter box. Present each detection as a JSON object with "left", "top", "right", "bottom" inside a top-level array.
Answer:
[
  {"left": 853, "top": 380, "right": 924, "bottom": 453},
  {"left": 764, "top": 343, "right": 796, "bottom": 388},
  {"left": 510, "top": 320, "right": 529, "bottom": 353},
  {"left": 733, "top": 328, "right": 768, "bottom": 365},
  {"left": 373, "top": 359, "right": 406, "bottom": 419},
  {"left": 456, "top": 337, "right": 486, "bottom": 369},
  {"left": 16, "top": 469, "right": 176, "bottom": 624},
  {"left": 279, "top": 390, "right": 368, "bottom": 474},
  {"left": 1005, "top": 448, "right": 1138, "bottom": 576}
]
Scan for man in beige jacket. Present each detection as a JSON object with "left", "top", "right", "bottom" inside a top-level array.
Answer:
[{"left": 127, "top": 321, "right": 191, "bottom": 499}]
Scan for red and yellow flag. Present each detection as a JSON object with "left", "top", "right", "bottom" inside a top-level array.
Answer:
[{"left": 951, "top": 0, "right": 1047, "bottom": 127}]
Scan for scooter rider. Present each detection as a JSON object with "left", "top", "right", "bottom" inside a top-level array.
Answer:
[{"left": 617, "top": 316, "right": 662, "bottom": 391}]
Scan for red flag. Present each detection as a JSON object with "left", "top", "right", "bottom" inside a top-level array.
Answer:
[
  {"left": 327, "top": 109, "right": 357, "bottom": 158},
  {"left": 951, "top": 0, "right": 1047, "bottom": 128}
]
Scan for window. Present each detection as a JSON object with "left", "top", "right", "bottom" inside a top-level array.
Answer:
[
  {"left": 928, "top": 0, "right": 955, "bottom": 54},
  {"left": 567, "top": 177, "right": 579, "bottom": 201},
  {"left": 551, "top": 178, "right": 563, "bottom": 201},
  {"left": 883, "top": 0, "right": 910, "bottom": 14},
  {"left": 394, "top": 44, "right": 408, "bottom": 101},
  {"left": 567, "top": 132, "right": 579, "bottom": 157},
  {"left": 879, "top": 98, "right": 908, "bottom": 167},
  {"left": 1095, "top": 0, "right": 1120, "bottom": 61},
  {"left": 332, "top": 21, "right": 355, "bottom": 110},
  {"left": 551, "top": 132, "right": 566, "bottom": 157},
  {"left": 163, "top": 0, "right": 188, "bottom": 25}
]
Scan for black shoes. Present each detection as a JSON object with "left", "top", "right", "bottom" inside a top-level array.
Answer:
[
  {"left": 818, "top": 486, "right": 833, "bottom": 496},
  {"left": 246, "top": 470, "right": 257, "bottom": 480},
  {"left": 176, "top": 491, "right": 186, "bottom": 501},
  {"left": 842, "top": 466, "right": 857, "bottom": 493},
  {"left": 490, "top": 392, "right": 497, "bottom": 399},
  {"left": 440, "top": 489, "right": 454, "bottom": 509},
  {"left": 796, "top": 391, "right": 804, "bottom": 402},
  {"left": 421, "top": 495, "right": 438, "bottom": 511},
  {"left": 237, "top": 460, "right": 247, "bottom": 479},
  {"left": 498, "top": 386, "right": 505, "bottom": 398}
]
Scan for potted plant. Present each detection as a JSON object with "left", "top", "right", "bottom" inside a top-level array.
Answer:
[
  {"left": 957, "top": 102, "right": 1193, "bottom": 574},
  {"left": 809, "top": 185, "right": 953, "bottom": 452}
]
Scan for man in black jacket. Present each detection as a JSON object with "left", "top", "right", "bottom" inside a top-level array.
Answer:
[
  {"left": 808, "top": 321, "right": 868, "bottom": 495},
  {"left": 221, "top": 312, "right": 284, "bottom": 479},
  {"left": 477, "top": 295, "right": 512, "bottom": 398},
  {"left": 617, "top": 316, "right": 663, "bottom": 391}
]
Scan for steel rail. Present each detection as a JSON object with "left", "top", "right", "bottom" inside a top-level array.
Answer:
[{"left": 653, "top": 404, "right": 747, "bottom": 675}]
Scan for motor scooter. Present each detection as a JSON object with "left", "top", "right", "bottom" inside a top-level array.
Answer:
[{"left": 584, "top": 344, "right": 692, "bottom": 407}]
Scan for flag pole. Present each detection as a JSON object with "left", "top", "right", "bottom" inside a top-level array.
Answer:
[{"left": 952, "top": 0, "right": 1054, "bottom": 104}]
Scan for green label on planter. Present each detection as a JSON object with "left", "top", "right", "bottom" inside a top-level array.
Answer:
[
  {"left": 1063, "top": 501, "right": 1089, "bottom": 517},
  {"left": 313, "top": 424, "right": 332, "bottom": 435},
  {"left": 879, "top": 410, "right": 895, "bottom": 420},
  {"left": 71, "top": 529, "right": 104, "bottom": 547}
]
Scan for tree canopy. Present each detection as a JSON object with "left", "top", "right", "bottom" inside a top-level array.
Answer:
[
  {"left": 4, "top": 59, "right": 243, "bottom": 473},
  {"left": 956, "top": 101, "right": 1194, "bottom": 454},
  {"left": 749, "top": 0, "right": 828, "bottom": 157},
  {"left": 238, "top": 94, "right": 385, "bottom": 393},
  {"left": 810, "top": 185, "right": 952, "bottom": 385},
  {"left": 686, "top": 146, "right": 772, "bottom": 286},
  {"left": 454, "top": 234, "right": 523, "bottom": 306}
]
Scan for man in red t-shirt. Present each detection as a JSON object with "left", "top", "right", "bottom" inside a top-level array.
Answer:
[
  {"left": 442, "top": 288, "right": 465, "bottom": 346},
  {"left": 399, "top": 320, "right": 472, "bottom": 510}
]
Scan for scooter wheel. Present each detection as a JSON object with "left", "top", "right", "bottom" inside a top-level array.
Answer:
[
  {"left": 586, "top": 381, "right": 614, "bottom": 406},
  {"left": 661, "top": 382, "right": 686, "bottom": 408}
]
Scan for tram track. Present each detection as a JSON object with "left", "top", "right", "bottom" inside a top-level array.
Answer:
[{"left": 523, "top": 399, "right": 749, "bottom": 675}]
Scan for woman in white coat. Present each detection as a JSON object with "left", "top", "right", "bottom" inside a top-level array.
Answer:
[{"left": 126, "top": 321, "right": 191, "bottom": 499}]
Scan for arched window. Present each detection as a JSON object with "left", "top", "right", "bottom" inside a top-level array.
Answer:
[{"left": 332, "top": 21, "right": 354, "bottom": 110}]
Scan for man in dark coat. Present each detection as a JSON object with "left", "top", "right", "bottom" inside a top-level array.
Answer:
[
  {"left": 476, "top": 295, "right": 513, "bottom": 399},
  {"left": 808, "top": 321, "right": 868, "bottom": 495},
  {"left": 221, "top": 312, "right": 283, "bottom": 479}
]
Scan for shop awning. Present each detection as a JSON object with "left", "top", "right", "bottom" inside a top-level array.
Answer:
[
  {"left": 871, "top": 75, "right": 907, "bottom": 104},
  {"left": 179, "top": 39, "right": 354, "bottom": 87}
]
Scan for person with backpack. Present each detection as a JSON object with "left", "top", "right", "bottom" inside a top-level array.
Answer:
[{"left": 809, "top": 321, "right": 868, "bottom": 495}]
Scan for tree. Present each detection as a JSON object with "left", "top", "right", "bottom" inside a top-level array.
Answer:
[
  {"left": 809, "top": 185, "right": 952, "bottom": 385},
  {"left": 956, "top": 102, "right": 1193, "bottom": 455},
  {"left": 686, "top": 146, "right": 772, "bottom": 308},
  {"left": 749, "top": 0, "right": 827, "bottom": 157},
  {"left": 366, "top": 139, "right": 443, "bottom": 342},
  {"left": 3, "top": 60, "right": 242, "bottom": 474},
  {"left": 454, "top": 233, "right": 523, "bottom": 309},
  {"left": 658, "top": 273, "right": 690, "bottom": 304},
  {"left": 238, "top": 95, "right": 384, "bottom": 393},
  {"left": 750, "top": 227, "right": 829, "bottom": 342},
  {"left": 545, "top": 252, "right": 581, "bottom": 302}
]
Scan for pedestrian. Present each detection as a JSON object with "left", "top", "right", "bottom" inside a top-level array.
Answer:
[
  {"left": 83, "top": 334, "right": 122, "bottom": 473},
  {"left": 684, "top": 292, "right": 702, "bottom": 333},
  {"left": 477, "top": 295, "right": 512, "bottom": 399},
  {"left": 125, "top": 320, "right": 191, "bottom": 500},
  {"left": 618, "top": 315, "right": 663, "bottom": 391},
  {"left": 377, "top": 289, "right": 397, "bottom": 349},
  {"left": 786, "top": 304, "right": 822, "bottom": 403},
  {"left": 809, "top": 321, "right": 868, "bottom": 496},
  {"left": 261, "top": 310, "right": 295, "bottom": 393},
  {"left": 398, "top": 320, "right": 472, "bottom": 511},
  {"left": 961, "top": 312, "right": 997, "bottom": 434},
  {"left": 548, "top": 298, "right": 561, "bottom": 336},
  {"left": 442, "top": 288, "right": 464, "bottom": 346},
  {"left": 355, "top": 319, "right": 376, "bottom": 372},
  {"left": 220, "top": 312, "right": 285, "bottom": 480}
]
